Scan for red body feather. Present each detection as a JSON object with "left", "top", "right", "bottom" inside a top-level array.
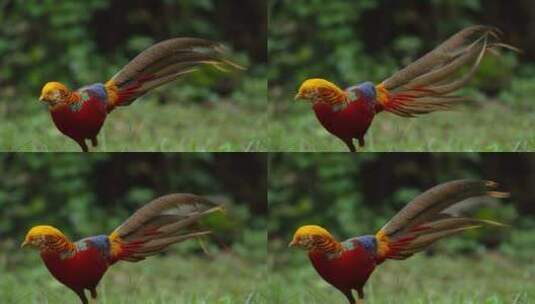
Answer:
[
  {"left": 41, "top": 245, "right": 110, "bottom": 293},
  {"left": 50, "top": 96, "right": 108, "bottom": 147},
  {"left": 313, "top": 97, "right": 376, "bottom": 151},
  {"left": 308, "top": 238, "right": 377, "bottom": 299}
]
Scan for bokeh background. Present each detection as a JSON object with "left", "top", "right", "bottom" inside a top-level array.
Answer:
[
  {"left": 0, "top": 0, "right": 267, "bottom": 151},
  {"left": 268, "top": 153, "right": 535, "bottom": 303},
  {"left": 268, "top": 0, "right": 535, "bottom": 151},
  {"left": 0, "top": 153, "right": 267, "bottom": 303}
]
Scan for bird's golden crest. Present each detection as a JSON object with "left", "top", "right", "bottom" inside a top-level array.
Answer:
[
  {"left": 40, "top": 82, "right": 70, "bottom": 106},
  {"left": 295, "top": 78, "right": 348, "bottom": 105},
  {"left": 22, "top": 225, "right": 70, "bottom": 249},
  {"left": 289, "top": 225, "right": 337, "bottom": 250}
]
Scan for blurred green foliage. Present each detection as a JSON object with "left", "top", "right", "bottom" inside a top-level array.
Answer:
[
  {"left": 0, "top": 153, "right": 267, "bottom": 262},
  {"left": 269, "top": 153, "right": 535, "bottom": 263}
]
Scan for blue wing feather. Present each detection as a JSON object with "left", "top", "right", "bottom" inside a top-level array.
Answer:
[
  {"left": 76, "top": 235, "right": 112, "bottom": 259},
  {"left": 342, "top": 235, "right": 378, "bottom": 256}
]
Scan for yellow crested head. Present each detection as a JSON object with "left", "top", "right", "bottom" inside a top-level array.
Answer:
[
  {"left": 289, "top": 225, "right": 337, "bottom": 250},
  {"left": 21, "top": 225, "right": 69, "bottom": 250},
  {"left": 295, "top": 78, "right": 347, "bottom": 104},
  {"left": 39, "top": 82, "right": 70, "bottom": 106}
]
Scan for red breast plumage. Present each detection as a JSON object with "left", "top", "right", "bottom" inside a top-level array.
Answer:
[
  {"left": 309, "top": 238, "right": 377, "bottom": 295},
  {"left": 49, "top": 92, "right": 108, "bottom": 149},
  {"left": 41, "top": 241, "right": 110, "bottom": 294},
  {"left": 313, "top": 95, "right": 376, "bottom": 151}
]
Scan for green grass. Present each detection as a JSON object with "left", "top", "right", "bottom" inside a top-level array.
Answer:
[
  {"left": 3, "top": 252, "right": 265, "bottom": 304},
  {"left": 268, "top": 102, "right": 535, "bottom": 152},
  {"left": 265, "top": 253, "right": 535, "bottom": 304},
  {"left": 0, "top": 100, "right": 268, "bottom": 152}
]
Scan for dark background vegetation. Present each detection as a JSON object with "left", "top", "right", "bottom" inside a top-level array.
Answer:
[
  {"left": 268, "top": 153, "right": 535, "bottom": 303},
  {"left": 268, "top": 0, "right": 535, "bottom": 151},
  {"left": 0, "top": 0, "right": 267, "bottom": 151},
  {"left": 0, "top": 153, "right": 267, "bottom": 303}
]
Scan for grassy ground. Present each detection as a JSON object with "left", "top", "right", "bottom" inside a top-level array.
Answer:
[
  {"left": 3, "top": 252, "right": 265, "bottom": 304},
  {"left": 265, "top": 253, "right": 535, "bottom": 304},
  {"left": 5, "top": 250, "right": 534, "bottom": 304},
  {"left": 0, "top": 100, "right": 267, "bottom": 152},
  {"left": 268, "top": 102, "right": 535, "bottom": 152}
]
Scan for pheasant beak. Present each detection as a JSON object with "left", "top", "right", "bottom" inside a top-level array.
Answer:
[
  {"left": 20, "top": 239, "right": 29, "bottom": 248},
  {"left": 39, "top": 94, "right": 58, "bottom": 108},
  {"left": 288, "top": 239, "right": 297, "bottom": 248},
  {"left": 39, "top": 94, "right": 50, "bottom": 104},
  {"left": 294, "top": 93, "right": 302, "bottom": 100}
]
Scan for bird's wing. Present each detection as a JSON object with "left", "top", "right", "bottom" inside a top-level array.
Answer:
[
  {"left": 104, "top": 38, "right": 243, "bottom": 109},
  {"left": 375, "top": 180, "right": 508, "bottom": 261},
  {"left": 375, "top": 26, "right": 519, "bottom": 117},
  {"left": 108, "top": 193, "right": 222, "bottom": 263}
]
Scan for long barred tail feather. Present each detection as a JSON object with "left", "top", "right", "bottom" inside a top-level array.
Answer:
[
  {"left": 104, "top": 38, "right": 243, "bottom": 110},
  {"left": 108, "top": 193, "right": 223, "bottom": 263},
  {"left": 375, "top": 180, "right": 508, "bottom": 262},
  {"left": 375, "top": 26, "right": 519, "bottom": 117}
]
